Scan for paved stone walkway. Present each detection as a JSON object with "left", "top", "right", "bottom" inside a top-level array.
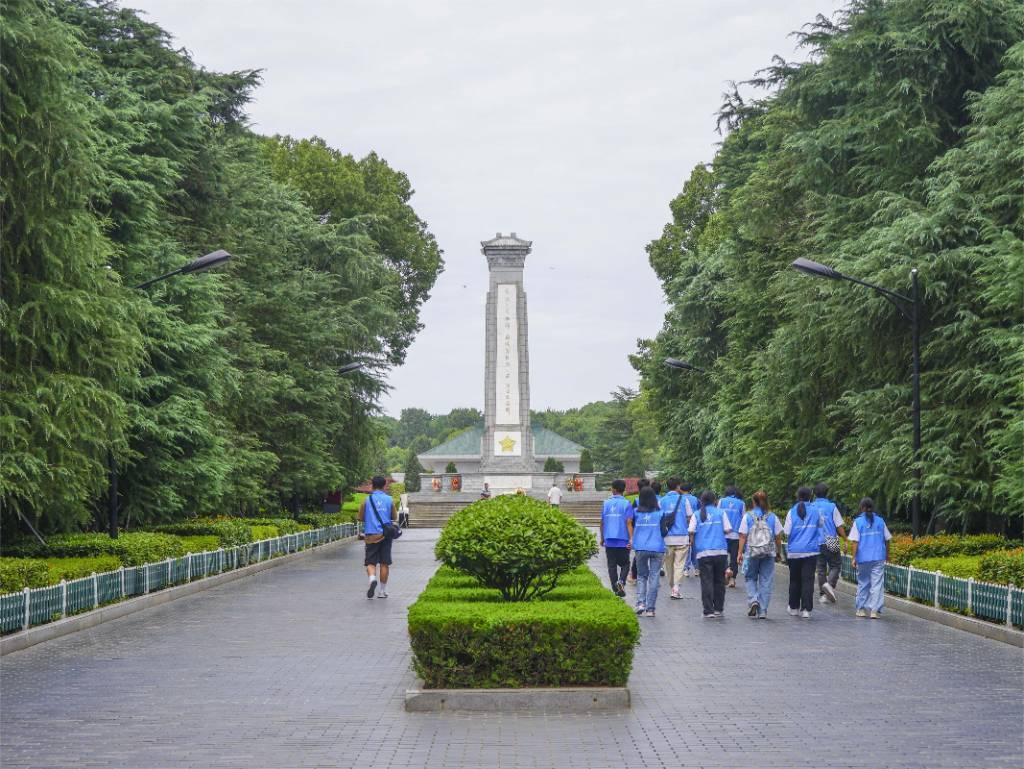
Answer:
[{"left": 1, "top": 530, "right": 1021, "bottom": 768}]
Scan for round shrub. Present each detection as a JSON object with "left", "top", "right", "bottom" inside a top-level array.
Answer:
[{"left": 434, "top": 495, "right": 597, "bottom": 601}]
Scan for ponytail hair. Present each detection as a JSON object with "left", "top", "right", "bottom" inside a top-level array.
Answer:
[
  {"left": 752, "top": 490, "right": 769, "bottom": 514},
  {"left": 699, "top": 490, "right": 717, "bottom": 523},
  {"left": 796, "top": 486, "right": 812, "bottom": 520},
  {"left": 860, "top": 496, "right": 875, "bottom": 526}
]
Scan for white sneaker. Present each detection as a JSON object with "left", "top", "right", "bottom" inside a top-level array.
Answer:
[
  {"left": 800, "top": 610, "right": 811, "bottom": 619},
  {"left": 870, "top": 610, "right": 880, "bottom": 619},
  {"left": 788, "top": 607, "right": 799, "bottom": 616},
  {"left": 856, "top": 608, "right": 868, "bottom": 617},
  {"left": 377, "top": 587, "right": 388, "bottom": 599},
  {"left": 819, "top": 594, "right": 829, "bottom": 604},
  {"left": 822, "top": 583, "right": 837, "bottom": 603}
]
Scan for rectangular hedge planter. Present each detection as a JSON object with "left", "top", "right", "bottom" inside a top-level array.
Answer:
[{"left": 407, "top": 566, "right": 639, "bottom": 688}]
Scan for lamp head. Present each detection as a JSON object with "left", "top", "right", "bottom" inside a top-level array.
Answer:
[
  {"left": 664, "top": 358, "right": 705, "bottom": 373},
  {"left": 337, "top": 362, "right": 363, "bottom": 375},
  {"left": 181, "top": 249, "right": 232, "bottom": 275},
  {"left": 791, "top": 257, "right": 842, "bottom": 280}
]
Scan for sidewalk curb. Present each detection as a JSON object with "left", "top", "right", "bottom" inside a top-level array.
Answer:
[
  {"left": 0, "top": 535, "right": 358, "bottom": 656},
  {"left": 777, "top": 563, "right": 1023, "bottom": 648},
  {"left": 405, "top": 686, "right": 631, "bottom": 712}
]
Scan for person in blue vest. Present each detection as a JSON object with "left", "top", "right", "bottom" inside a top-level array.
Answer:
[
  {"left": 811, "top": 482, "right": 847, "bottom": 604},
  {"left": 736, "top": 490, "right": 784, "bottom": 619},
  {"left": 626, "top": 478, "right": 652, "bottom": 584},
  {"left": 631, "top": 486, "right": 669, "bottom": 617},
  {"left": 849, "top": 497, "right": 892, "bottom": 618},
  {"left": 720, "top": 486, "right": 745, "bottom": 588},
  {"left": 661, "top": 478, "right": 692, "bottom": 600},
  {"left": 601, "top": 479, "right": 634, "bottom": 597},
  {"left": 688, "top": 490, "right": 733, "bottom": 618},
  {"left": 361, "top": 476, "right": 395, "bottom": 599},
  {"left": 784, "top": 486, "right": 824, "bottom": 618}
]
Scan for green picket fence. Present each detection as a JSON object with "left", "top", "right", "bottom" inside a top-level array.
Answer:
[
  {"left": 0, "top": 523, "right": 357, "bottom": 634},
  {"left": 838, "top": 553, "right": 1022, "bottom": 628}
]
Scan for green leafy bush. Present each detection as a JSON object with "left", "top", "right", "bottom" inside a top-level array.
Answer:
[
  {"left": 6, "top": 533, "right": 186, "bottom": 566},
  {"left": 0, "top": 559, "right": 50, "bottom": 593},
  {"left": 45, "top": 556, "right": 122, "bottom": 582},
  {"left": 889, "top": 534, "right": 1013, "bottom": 565},
  {"left": 910, "top": 555, "right": 983, "bottom": 579},
  {"left": 979, "top": 549, "right": 1024, "bottom": 586},
  {"left": 298, "top": 511, "right": 357, "bottom": 527},
  {"left": 177, "top": 535, "right": 222, "bottom": 553},
  {"left": 249, "top": 525, "right": 279, "bottom": 541},
  {"left": 434, "top": 496, "right": 597, "bottom": 601},
  {"left": 408, "top": 566, "right": 639, "bottom": 688},
  {"left": 241, "top": 518, "right": 310, "bottom": 535},
  {"left": 154, "top": 519, "right": 254, "bottom": 547}
]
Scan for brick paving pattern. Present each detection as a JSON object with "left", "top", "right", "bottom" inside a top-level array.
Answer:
[{"left": 1, "top": 529, "right": 1021, "bottom": 768}]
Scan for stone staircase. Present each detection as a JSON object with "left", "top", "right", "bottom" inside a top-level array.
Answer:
[{"left": 407, "top": 496, "right": 604, "bottom": 529}]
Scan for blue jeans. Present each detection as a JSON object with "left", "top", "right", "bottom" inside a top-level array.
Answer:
[
  {"left": 856, "top": 560, "right": 886, "bottom": 611},
  {"left": 635, "top": 550, "right": 664, "bottom": 610},
  {"left": 744, "top": 555, "right": 775, "bottom": 615}
]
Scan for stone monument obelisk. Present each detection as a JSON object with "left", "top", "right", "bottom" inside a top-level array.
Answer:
[{"left": 480, "top": 233, "right": 535, "bottom": 485}]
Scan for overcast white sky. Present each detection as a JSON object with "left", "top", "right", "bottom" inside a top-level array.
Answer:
[{"left": 129, "top": 0, "right": 845, "bottom": 416}]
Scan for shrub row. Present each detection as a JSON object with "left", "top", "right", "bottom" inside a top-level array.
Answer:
[
  {"left": 1, "top": 556, "right": 127, "bottom": 592},
  {"left": 298, "top": 511, "right": 357, "bottom": 527},
  {"left": 4, "top": 533, "right": 187, "bottom": 566},
  {"left": 889, "top": 534, "right": 1014, "bottom": 566},
  {"left": 153, "top": 518, "right": 257, "bottom": 547},
  {"left": 978, "top": 548, "right": 1024, "bottom": 586},
  {"left": 408, "top": 566, "right": 639, "bottom": 689}
]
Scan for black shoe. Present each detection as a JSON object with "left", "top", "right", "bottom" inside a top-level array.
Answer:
[
  {"left": 366, "top": 578, "right": 377, "bottom": 599},
  {"left": 748, "top": 602, "right": 759, "bottom": 617},
  {"left": 614, "top": 581, "right": 625, "bottom": 597}
]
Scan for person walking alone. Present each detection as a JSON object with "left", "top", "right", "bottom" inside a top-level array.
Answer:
[
  {"left": 784, "top": 487, "right": 824, "bottom": 618},
  {"left": 361, "top": 476, "right": 395, "bottom": 599},
  {"left": 547, "top": 482, "right": 562, "bottom": 507},
  {"left": 689, "top": 490, "right": 732, "bottom": 618},
  {"left": 811, "top": 482, "right": 846, "bottom": 604},
  {"left": 720, "top": 486, "right": 745, "bottom": 588},
  {"left": 601, "top": 480, "right": 634, "bottom": 597},
  {"left": 849, "top": 497, "right": 892, "bottom": 619},
  {"left": 631, "top": 487, "right": 668, "bottom": 617},
  {"left": 661, "top": 478, "right": 692, "bottom": 600},
  {"left": 736, "top": 490, "right": 783, "bottom": 619}
]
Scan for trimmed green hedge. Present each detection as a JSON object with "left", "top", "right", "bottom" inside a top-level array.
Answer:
[
  {"left": 979, "top": 548, "right": 1024, "bottom": 586},
  {"left": 5, "top": 533, "right": 186, "bottom": 566},
  {"left": 153, "top": 519, "right": 254, "bottom": 547},
  {"left": 1, "top": 556, "right": 127, "bottom": 592},
  {"left": 910, "top": 555, "right": 984, "bottom": 579},
  {"left": 298, "top": 511, "right": 357, "bottom": 527},
  {"left": 408, "top": 566, "right": 639, "bottom": 688},
  {"left": 890, "top": 534, "right": 1015, "bottom": 565},
  {"left": 240, "top": 518, "right": 311, "bottom": 535}
]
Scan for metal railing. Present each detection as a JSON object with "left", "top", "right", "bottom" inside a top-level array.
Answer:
[
  {"left": 835, "top": 553, "right": 1022, "bottom": 628},
  {"left": 0, "top": 523, "right": 357, "bottom": 635}
]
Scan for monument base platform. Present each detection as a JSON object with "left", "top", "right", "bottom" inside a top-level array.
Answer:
[{"left": 408, "top": 490, "right": 606, "bottom": 529}]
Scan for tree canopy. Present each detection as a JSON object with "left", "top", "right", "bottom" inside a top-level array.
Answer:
[
  {"left": 634, "top": 0, "right": 1023, "bottom": 531},
  {"left": 1, "top": 0, "right": 443, "bottom": 532}
]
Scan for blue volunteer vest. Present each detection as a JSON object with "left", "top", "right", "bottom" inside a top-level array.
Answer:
[
  {"left": 693, "top": 505, "right": 728, "bottom": 557},
  {"left": 602, "top": 496, "right": 632, "bottom": 543},
  {"left": 660, "top": 492, "right": 689, "bottom": 537},
  {"left": 811, "top": 498, "right": 840, "bottom": 537},
  {"left": 854, "top": 514, "right": 887, "bottom": 562},
  {"left": 363, "top": 491, "right": 394, "bottom": 535},
  {"left": 720, "top": 495, "right": 745, "bottom": 533},
  {"left": 632, "top": 508, "right": 666, "bottom": 553},
  {"left": 786, "top": 504, "right": 824, "bottom": 557}
]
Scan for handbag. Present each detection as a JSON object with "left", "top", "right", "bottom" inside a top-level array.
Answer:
[
  {"left": 824, "top": 535, "right": 841, "bottom": 553},
  {"left": 368, "top": 495, "right": 402, "bottom": 540}
]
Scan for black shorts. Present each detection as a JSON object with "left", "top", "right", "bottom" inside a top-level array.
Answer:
[{"left": 364, "top": 538, "right": 393, "bottom": 566}]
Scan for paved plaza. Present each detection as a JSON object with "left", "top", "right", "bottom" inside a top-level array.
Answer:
[{"left": 1, "top": 530, "right": 1021, "bottom": 769}]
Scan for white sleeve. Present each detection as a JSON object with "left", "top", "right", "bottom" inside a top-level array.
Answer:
[
  {"left": 848, "top": 524, "right": 860, "bottom": 542},
  {"left": 773, "top": 517, "right": 785, "bottom": 536},
  {"left": 783, "top": 514, "right": 793, "bottom": 536},
  {"left": 738, "top": 516, "right": 749, "bottom": 535},
  {"left": 688, "top": 515, "right": 696, "bottom": 533},
  {"left": 722, "top": 515, "right": 733, "bottom": 534},
  {"left": 832, "top": 506, "right": 844, "bottom": 528},
  {"left": 883, "top": 523, "right": 892, "bottom": 541}
]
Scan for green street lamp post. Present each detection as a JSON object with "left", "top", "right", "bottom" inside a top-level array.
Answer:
[
  {"left": 791, "top": 257, "right": 922, "bottom": 538},
  {"left": 664, "top": 358, "right": 707, "bottom": 374},
  {"left": 108, "top": 250, "right": 232, "bottom": 538}
]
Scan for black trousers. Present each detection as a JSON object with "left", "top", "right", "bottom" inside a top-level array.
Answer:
[
  {"left": 605, "top": 547, "right": 630, "bottom": 587},
  {"left": 726, "top": 538, "right": 740, "bottom": 577},
  {"left": 788, "top": 556, "right": 816, "bottom": 611},
  {"left": 698, "top": 555, "right": 727, "bottom": 615}
]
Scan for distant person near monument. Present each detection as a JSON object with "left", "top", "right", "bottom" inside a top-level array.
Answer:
[
  {"left": 480, "top": 482, "right": 492, "bottom": 500},
  {"left": 361, "top": 476, "right": 395, "bottom": 599},
  {"left": 547, "top": 482, "right": 562, "bottom": 507}
]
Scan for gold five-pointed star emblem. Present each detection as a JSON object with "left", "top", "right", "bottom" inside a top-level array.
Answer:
[{"left": 498, "top": 435, "right": 516, "bottom": 453}]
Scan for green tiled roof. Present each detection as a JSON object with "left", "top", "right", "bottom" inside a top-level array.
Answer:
[{"left": 419, "top": 424, "right": 582, "bottom": 457}]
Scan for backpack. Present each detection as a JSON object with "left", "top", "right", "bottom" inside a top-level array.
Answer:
[{"left": 747, "top": 512, "right": 774, "bottom": 559}]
